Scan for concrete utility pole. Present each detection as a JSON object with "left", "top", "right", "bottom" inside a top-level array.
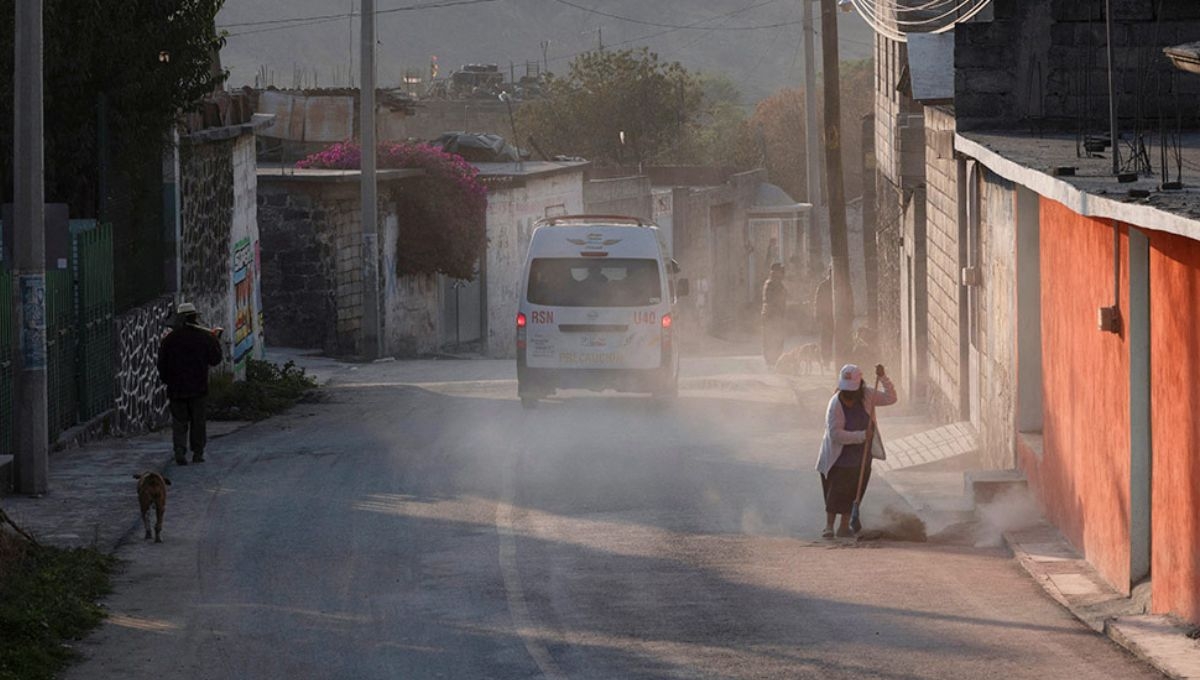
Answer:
[
  {"left": 802, "top": 0, "right": 825, "bottom": 282},
  {"left": 360, "top": 0, "right": 382, "bottom": 359},
  {"left": 820, "top": 0, "right": 854, "bottom": 365},
  {"left": 13, "top": 0, "right": 48, "bottom": 495}
]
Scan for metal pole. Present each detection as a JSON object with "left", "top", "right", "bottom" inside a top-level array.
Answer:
[
  {"left": 14, "top": 0, "right": 48, "bottom": 494},
  {"left": 802, "top": 0, "right": 824, "bottom": 282},
  {"left": 820, "top": 0, "right": 854, "bottom": 365},
  {"left": 1105, "top": 0, "right": 1120, "bottom": 176},
  {"left": 360, "top": 0, "right": 382, "bottom": 359}
]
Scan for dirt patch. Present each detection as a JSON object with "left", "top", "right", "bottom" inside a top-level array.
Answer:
[{"left": 857, "top": 506, "right": 928, "bottom": 543}]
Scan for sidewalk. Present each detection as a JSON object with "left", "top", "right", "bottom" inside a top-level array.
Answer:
[
  {"left": 878, "top": 424, "right": 1200, "bottom": 680},
  {"left": 0, "top": 421, "right": 251, "bottom": 550}
]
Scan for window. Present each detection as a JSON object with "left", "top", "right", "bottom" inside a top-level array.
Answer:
[{"left": 527, "top": 258, "right": 663, "bottom": 308}]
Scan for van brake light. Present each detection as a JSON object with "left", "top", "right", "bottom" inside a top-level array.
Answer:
[
  {"left": 661, "top": 314, "right": 672, "bottom": 329},
  {"left": 516, "top": 312, "right": 527, "bottom": 328}
]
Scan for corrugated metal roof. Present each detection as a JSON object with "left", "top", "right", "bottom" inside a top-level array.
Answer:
[
  {"left": 907, "top": 32, "right": 955, "bottom": 103},
  {"left": 257, "top": 90, "right": 354, "bottom": 142}
]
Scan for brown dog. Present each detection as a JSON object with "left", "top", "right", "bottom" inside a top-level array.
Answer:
[
  {"left": 133, "top": 472, "right": 171, "bottom": 543},
  {"left": 774, "top": 342, "right": 824, "bottom": 375}
]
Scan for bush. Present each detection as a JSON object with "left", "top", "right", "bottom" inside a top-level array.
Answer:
[
  {"left": 296, "top": 141, "right": 487, "bottom": 279},
  {"left": 0, "top": 534, "right": 115, "bottom": 680},
  {"left": 207, "top": 359, "right": 318, "bottom": 421}
]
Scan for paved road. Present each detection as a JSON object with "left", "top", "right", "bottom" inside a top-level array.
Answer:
[{"left": 66, "top": 358, "right": 1162, "bottom": 679}]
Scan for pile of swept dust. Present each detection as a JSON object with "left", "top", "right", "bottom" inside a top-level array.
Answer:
[{"left": 856, "top": 506, "right": 928, "bottom": 542}]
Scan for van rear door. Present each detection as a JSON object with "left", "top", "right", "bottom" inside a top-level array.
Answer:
[{"left": 524, "top": 257, "right": 665, "bottom": 370}]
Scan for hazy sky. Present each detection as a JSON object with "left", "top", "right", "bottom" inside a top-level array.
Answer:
[{"left": 216, "top": 0, "right": 875, "bottom": 103}]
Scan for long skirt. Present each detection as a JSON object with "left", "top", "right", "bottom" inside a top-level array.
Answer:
[{"left": 821, "top": 461, "right": 871, "bottom": 515}]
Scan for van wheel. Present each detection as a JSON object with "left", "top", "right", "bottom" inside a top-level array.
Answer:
[{"left": 520, "top": 397, "right": 539, "bottom": 410}]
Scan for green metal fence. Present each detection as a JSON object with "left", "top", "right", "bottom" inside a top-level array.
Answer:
[
  {"left": 46, "top": 269, "right": 77, "bottom": 439},
  {"left": 0, "top": 222, "right": 114, "bottom": 452},
  {"left": 75, "top": 224, "right": 115, "bottom": 420}
]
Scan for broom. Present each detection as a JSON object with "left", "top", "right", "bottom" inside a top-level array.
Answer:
[{"left": 849, "top": 367, "right": 884, "bottom": 534}]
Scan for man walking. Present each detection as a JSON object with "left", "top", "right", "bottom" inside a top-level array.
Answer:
[
  {"left": 158, "top": 302, "right": 223, "bottom": 465},
  {"left": 761, "top": 262, "right": 788, "bottom": 367}
]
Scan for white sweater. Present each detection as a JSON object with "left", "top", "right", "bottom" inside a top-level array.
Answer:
[{"left": 814, "top": 375, "right": 897, "bottom": 477}]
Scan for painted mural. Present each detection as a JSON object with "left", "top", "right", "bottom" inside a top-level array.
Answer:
[{"left": 232, "top": 237, "right": 258, "bottom": 370}]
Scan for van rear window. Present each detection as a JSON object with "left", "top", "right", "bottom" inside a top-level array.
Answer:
[{"left": 527, "top": 258, "right": 662, "bottom": 307}]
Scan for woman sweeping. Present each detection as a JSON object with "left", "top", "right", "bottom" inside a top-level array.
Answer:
[{"left": 815, "top": 363, "right": 896, "bottom": 538}]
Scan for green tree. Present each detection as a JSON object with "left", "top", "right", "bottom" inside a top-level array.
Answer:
[
  {"left": 0, "top": 1, "right": 227, "bottom": 218},
  {"left": 518, "top": 48, "right": 704, "bottom": 166}
]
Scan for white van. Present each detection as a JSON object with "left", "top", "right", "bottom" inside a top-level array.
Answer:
[{"left": 516, "top": 215, "right": 687, "bottom": 408}]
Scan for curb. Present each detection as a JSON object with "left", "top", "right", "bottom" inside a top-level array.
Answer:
[{"left": 1004, "top": 529, "right": 1200, "bottom": 679}]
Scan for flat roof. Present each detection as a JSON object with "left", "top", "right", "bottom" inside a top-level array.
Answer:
[
  {"left": 257, "top": 166, "right": 425, "bottom": 183},
  {"left": 472, "top": 160, "right": 591, "bottom": 179},
  {"left": 957, "top": 130, "right": 1200, "bottom": 241}
]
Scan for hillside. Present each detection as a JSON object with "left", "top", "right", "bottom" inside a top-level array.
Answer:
[{"left": 216, "top": 0, "right": 875, "bottom": 105}]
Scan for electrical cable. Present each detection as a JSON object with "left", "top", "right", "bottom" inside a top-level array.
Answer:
[{"left": 219, "top": 0, "right": 502, "bottom": 31}]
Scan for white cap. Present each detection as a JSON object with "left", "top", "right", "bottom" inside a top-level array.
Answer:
[
  {"left": 177, "top": 302, "right": 197, "bottom": 315},
  {"left": 837, "top": 364, "right": 863, "bottom": 391}
]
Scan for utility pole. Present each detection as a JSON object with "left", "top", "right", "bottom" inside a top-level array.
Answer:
[
  {"left": 820, "top": 0, "right": 854, "bottom": 365},
  {"left": 802, "top": 0, "right": 825, "bottom": 283},
  {"left": 360, "top": 0, "right": 382, "bottom": 359},
  {"left": 14, "top": 0, "right": 48, "bottom": 495}
]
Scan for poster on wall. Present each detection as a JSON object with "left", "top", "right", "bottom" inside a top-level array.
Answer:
[{"left": 232, "top": 237, "right": 256, "bottom": 368}]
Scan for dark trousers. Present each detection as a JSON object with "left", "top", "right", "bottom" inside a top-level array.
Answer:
[
  {"left": 762, "top": 316, "right": 786, "bottom": 366},
  {"left": 819, "top": 324, "right": 834, "bottom": 367},
  {"left": 170, "top": 396, "right": 207, "bottom": 459}
]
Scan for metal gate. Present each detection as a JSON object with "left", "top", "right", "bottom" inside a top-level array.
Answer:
[
  {"left": 442, "top": 275, "right": 482, "bottom": 349},
  {"left": 0, "top": 222, "right": 114, "bottom": 453}
]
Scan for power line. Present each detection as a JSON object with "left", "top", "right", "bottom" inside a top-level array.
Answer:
[
  {"left": 549, "top": 0, "right": 803, "bottom": 31},
  {"left": 219, "top": 0, "right": 502, "bottom": 32}
]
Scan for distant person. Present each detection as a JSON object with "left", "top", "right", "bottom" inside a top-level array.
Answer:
[
  {"left": 814, "top": 267, "right": 834, "bottom": 370},
  {"left": 158, "top": 302, "right": 223, "bottom": 466},
  {"left": 761, "top": 262, "right": 788, "bottom": 367},
  {"left": 815, "top": 363, "right": 896, "bottom": 538}
]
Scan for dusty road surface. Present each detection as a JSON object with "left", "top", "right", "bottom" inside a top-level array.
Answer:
[{"left": 66, "top": 357, "right": 1162, "bottom": 680}]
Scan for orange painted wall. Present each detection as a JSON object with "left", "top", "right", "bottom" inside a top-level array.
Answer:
[
  {"left": 1021, "top": 199, "right": 1131, "bottom": 592},
  {"left": 1148, "top": 229, "right": 1200, "bottom": 625}
]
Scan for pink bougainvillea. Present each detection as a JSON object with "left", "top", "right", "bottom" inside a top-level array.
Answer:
[{"left": 297, "top": 141, "right": 487, "bottom": 279}]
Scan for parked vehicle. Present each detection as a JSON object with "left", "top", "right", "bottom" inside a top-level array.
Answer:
[{"left": 516, "top": 215, "right": 687, "bottom": 408}]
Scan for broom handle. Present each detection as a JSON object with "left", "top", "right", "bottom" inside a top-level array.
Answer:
[{"left": 853, "top": 375, "right": 882, "bottom": 505}]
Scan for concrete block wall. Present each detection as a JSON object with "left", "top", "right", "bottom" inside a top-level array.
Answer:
[
  {"left": 957, "top": 0, "right": 1200, "bottom": 131},
  {"left": 923, "top": 105, "right": 962, "bottom": 421},
  {"left": 583, "top": 175, "right": 654, "bottom": 221}
]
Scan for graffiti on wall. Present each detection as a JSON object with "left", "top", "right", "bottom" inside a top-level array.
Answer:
[{"left": 232, "top": 237, "right": 258, "bottom": 368}]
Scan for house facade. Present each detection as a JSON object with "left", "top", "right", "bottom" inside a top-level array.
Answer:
[{"left": 872, "top": 0, "right": 1200, "bottom": 625}]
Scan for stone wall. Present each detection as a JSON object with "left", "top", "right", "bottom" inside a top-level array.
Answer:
[
  {"left": 112, "top": 296, "right": 173, "bottom": 435},
  {"left": 257, "top": 172, "right": 442, "bottom": 358},
  {"left": 956, "top": 0, "right": 1200, "bottom": 131},
  {"left": 180, "top": 138, "right": 235, "bottom": 340},
  {"left": 179, "top": 131, "right": 264, "bottom": 376}
]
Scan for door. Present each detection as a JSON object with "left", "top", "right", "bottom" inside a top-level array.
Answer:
[{"left": 443, "top": 274, "right": 482, "bottom": 348}]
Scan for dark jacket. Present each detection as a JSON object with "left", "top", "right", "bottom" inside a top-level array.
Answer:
[
  {"left": 158, "top": 325, "right": 223, "bottom": 399},
  {"left": 761, "top": 277, "right": 787, "bottom": 318}
]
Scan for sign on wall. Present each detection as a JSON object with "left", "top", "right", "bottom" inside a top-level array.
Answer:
[{"left": 232, "top": 237, "right": 258, "bottom": 369}]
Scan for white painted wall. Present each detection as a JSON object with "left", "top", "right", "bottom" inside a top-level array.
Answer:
[
  {"left": 229, "top": 133, "right": 265, "bottom": 377},
  {"left": 484, "top": 171, "right": 585, "bottom": 358},
  {"left": 381, "top": 212, "right": 443, "bottom": 356}
]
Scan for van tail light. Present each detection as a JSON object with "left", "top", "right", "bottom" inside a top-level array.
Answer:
[
  {"left": 516, "top": 312, "right": 527, "bottom": 351},
  {"left": 516, "top": 312, "right": 527, "bottom": 328},
  {"left": 661, "top": 314, "right": 673, "bottom": 357}
]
